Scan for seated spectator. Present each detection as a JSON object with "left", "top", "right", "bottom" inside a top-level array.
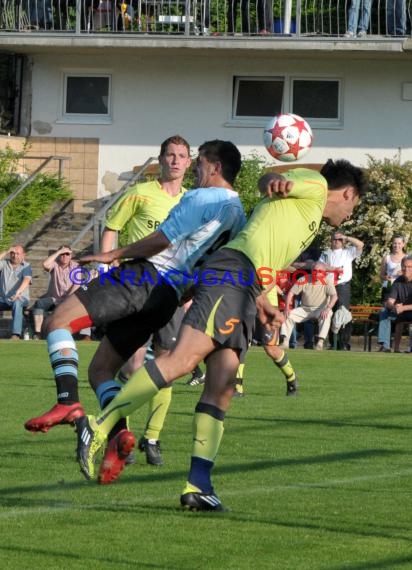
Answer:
[
  {"left": 289, "top": 245, "right": 321, "bottom": 348},
  {"left": 31, "top": 245, "right": 78, "bottom": 339},
  {"left": 280, "top": 262, "right": 338, "bottom": 351},
  {"left": 0, "top": 245, "right": 32, "bottom": 340},
  {"left": 275, "top": 271, "right": 296, "bottom": 348},
  {"left": 377, "top": 255, "right": 412, "bottom": 352},
  {"left": 379, "top": 234, "right": 406, "bottom": 302}
]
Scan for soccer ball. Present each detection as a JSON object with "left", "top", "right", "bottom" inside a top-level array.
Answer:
[{"left": 263, "top": 113, "right": 313, "bottom": 162}]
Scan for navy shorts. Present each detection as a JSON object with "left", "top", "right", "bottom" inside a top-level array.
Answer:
[{"left": 183, "top": 248, "right": 260, "bottom": 359}]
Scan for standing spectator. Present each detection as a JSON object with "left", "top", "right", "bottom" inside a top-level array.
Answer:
[
  {"left": 227, "top": 0, "right": 273, "bottom": 34},
  {"left": 0, "top": 245, "right": 32, "bottom": 340},
  {"left": 377, "top": 256, "right": 412, "bottom": 352},
  {"left": 31, "top": 245, "right": 78, "bottom": 339},
  {"left": 280, "top": 262, "right": 338, "bottom": 351},
  {"left": 379, "top": 234, "right": 406, "bottom": 302},
  {"left": 319, "top": 231, "right": 364, "bottom": 350},
  {"left": 345, "top": 0, "right": 373, "bottom": 38},
  {"left": 386, "top": 0, "right": 406, "bottom": 36}
]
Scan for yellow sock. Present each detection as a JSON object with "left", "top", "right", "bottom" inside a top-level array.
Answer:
[
  {"left": 144, "top": 386, "right": 172, "bottom": 440},
  {"left": 192, "top": 407, "right": 224, "bottom": 461},
  {"left": 96, "top": 362, "right": 166, "bottom": 436},
  {"left": 274, "top": 350, "right": 296, "bottom": 382}
]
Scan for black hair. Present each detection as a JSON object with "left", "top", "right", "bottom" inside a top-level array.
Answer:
[
  {"left": 320, "top": 159, "right": 367, "bottom": 197},
  {"left": 198, "top": 140, "right": 242, "bottom": 185}
]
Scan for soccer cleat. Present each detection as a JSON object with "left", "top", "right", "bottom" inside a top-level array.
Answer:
[
  {"left": 125, "top": 451, "right": 137, "bottom": 465},
  {"left": 286, "top": 378, "right": 299, "bottom": 397},
  {"left": 75, "top": 415, "right": 106, "bottom": 480},
  {"left": 233, "top": 383, "right": 245, "bottom": 398},
  {"left": 138, "top": 437, "right": 163, "bottom": 466},
  {"left": 98, "top": 429, "right": 136, "bottom": 485},
  {"left": 180, "top": 491, "right": 226, "bottom": 512},
  {"left": 24, "top": 403, "right": 85, "bottom": 433},
  {"left": 186, "top": 371, "right": 206, "bottom": 387}
]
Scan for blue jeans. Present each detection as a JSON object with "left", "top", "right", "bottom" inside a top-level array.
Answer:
[
  {"left": 347, "top": 0, "right": 373, "bottom": 33},
  {"left": 0, "top": 298, "right": 29, "bottom": 336},
  {"left": 377, "top": 308, "right": 396, "bottom": 349},
  {"left": 387, "top": 0, "right": 406, "bottom": 35}
]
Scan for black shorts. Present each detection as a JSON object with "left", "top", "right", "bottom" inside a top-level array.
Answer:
[
  {"left": 75, "top": 259, "right": 178, "bottom": 361},
  {"left": 153, "top": 305, "right": 185, "bottom": 350},
  {"left": 183, "top": 248, "right": 260, "bottom": 359}
]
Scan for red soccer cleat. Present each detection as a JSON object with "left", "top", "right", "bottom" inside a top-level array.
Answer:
[
  {"left": 98, "top": 430, "right": 136, "bottom": 485},
  {"left": 24, "top": 403, "right": 85, "bottom": 433}
]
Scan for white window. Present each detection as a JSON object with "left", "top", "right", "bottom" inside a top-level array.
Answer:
[
  {"left": 60, "top": 73, "right": 112, "bottom": 124},
  {"left": 230, "top": 76, "right": 342, "bottom": 128}
]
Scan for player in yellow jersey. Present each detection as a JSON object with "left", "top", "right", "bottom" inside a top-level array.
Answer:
[
  {"left": 98, "top": 135, "right": 193, "bottom": 467},
  {"left": 77, "top": 159, "right": 366, "bottom": 510}
]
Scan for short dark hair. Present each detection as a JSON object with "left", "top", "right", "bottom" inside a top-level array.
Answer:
[
  {"left": 198, "top": 140, "right": 242, "bottom": 185},
  {"left": 320, "top": 159, "right": 367, "bottom": 197},
  {"left": 159, "top": 135, "right": 190, "bottom": 157}
]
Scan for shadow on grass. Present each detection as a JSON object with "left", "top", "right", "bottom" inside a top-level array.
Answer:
[
  {"left": 0, "top": 447, "right": 401, "bottom": 500},
  {"left": 327, "top": 555, "right": 412, "bottom": 570},
  {"left": 0, "top": 544, "right": 178, "bottom": 568}
]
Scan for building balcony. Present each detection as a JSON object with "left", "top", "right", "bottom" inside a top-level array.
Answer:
[{"left": 0, "top": 0, "right": 410, "bottom": 40}]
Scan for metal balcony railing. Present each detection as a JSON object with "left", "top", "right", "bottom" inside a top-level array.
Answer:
[{"left": 0, "top": 1, "right": 410, "bottom": 37}]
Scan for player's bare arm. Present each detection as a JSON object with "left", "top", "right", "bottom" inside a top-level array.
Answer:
[
  {"left": 79, "top": 231, "right": 171, "bottom": 265},
  {"left": 258, "top": 172, "right": 294, "bottom": 198}
]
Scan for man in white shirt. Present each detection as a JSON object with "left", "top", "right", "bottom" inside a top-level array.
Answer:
[{"left": 319, "top": 231, "right": 364, "bottom": 350}]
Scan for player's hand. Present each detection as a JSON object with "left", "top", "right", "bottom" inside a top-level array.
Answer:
[
  {"left": 78, "top": 251, "right": 117, "bottom": 265},
  {"left": 258, "top": 173, "right": 294, "bottom": 198},
  {"left": 256, "top": 294, "right": 285, "bottom": 330}
]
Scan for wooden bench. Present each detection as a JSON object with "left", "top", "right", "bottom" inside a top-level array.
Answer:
[{"left": 350, "top": 305, "right": 382, "bottom": 351}]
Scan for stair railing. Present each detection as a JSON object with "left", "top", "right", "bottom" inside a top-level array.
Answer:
[
  {"left": 0, "top": 155, "right": 70, "bottom": 242},
  {"left": 71, "top": 157, "right": 157, "bottom": 253}
]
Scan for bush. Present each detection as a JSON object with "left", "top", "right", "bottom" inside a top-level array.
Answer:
[
  {"left": 0, "top": 145, "right": 72, "bottom": 249},
  {"left": 316, "top": 155, "right": 412, "bottom": 304}
]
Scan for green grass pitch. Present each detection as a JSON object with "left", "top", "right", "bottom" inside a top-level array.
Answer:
[{"left": 1, "top": 341, "right": 412, "bottom": 569}]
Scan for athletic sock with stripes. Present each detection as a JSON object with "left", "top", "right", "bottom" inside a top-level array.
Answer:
[{"left": 47, "top": 329, "right": 79, "bottom": 404}]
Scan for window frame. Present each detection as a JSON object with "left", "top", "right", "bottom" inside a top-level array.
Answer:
[
  {"left": 227, "top": 75, "right": 343, "bottom": 129},
  {"left": 58, "top": 70, "right": 113, "bottom": 125}
]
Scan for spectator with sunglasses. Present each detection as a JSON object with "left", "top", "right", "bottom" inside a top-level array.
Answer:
[
  {"left": 319, "top": 231, "right": 364, "bottom": 350},
  {"left": 31, "top": 245, "right": 78, "bottom": 339}
]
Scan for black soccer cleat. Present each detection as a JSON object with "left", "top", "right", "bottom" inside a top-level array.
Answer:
[
  {"left": 138, "top": 437, "right": 163, "bottom": 466},
  {"left": 286, "top": 378, "right": 299, "bottom": 397},
  {"left": 180, "top": 491, "right": 226, "bottom": 512}
]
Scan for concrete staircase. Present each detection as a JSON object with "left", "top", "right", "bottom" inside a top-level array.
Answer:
[{"left": 0, "top": 200, "right": 94, "bottom": 337}]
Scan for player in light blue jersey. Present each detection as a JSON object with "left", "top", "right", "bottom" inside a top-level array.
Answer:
[{"left": 25, "top": 140, "right": 246, "bottom": 482}]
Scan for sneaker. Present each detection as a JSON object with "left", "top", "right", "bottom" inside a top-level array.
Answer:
[
  {"left": 180, "top": 491, "right": 226, "bottom": 512},
  {"left": 357, "top": 30, "right": 367, "bottom": 37},
  {"left": 344, "top": 31, "right": 355, "bottom": 38},
  {"left": 75, "top": 415, "right": 106, "bottom": 480},
  {"left": 125, "top": 451, "right": 137, "bottom": 465},
  {"left": 138, "top": 437, "right": 163, "bottom": 466},
  {"left": 24, "top": 402, "right": 85, "bottom": 433},
  {"left": 233, "top": 383, "right": 245, "bottom": 397},
  {"left": 186, "top": 372, "right": 206, "bottom": 387},
  {"left": 286, "top": 378, "right": 298, "bottom": 397},
  {"left": 98, "top": 429, "right": 136, "bottom": 485},
  {"left": 315, "top": 339, "right": 324, "bottom": 351}
]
